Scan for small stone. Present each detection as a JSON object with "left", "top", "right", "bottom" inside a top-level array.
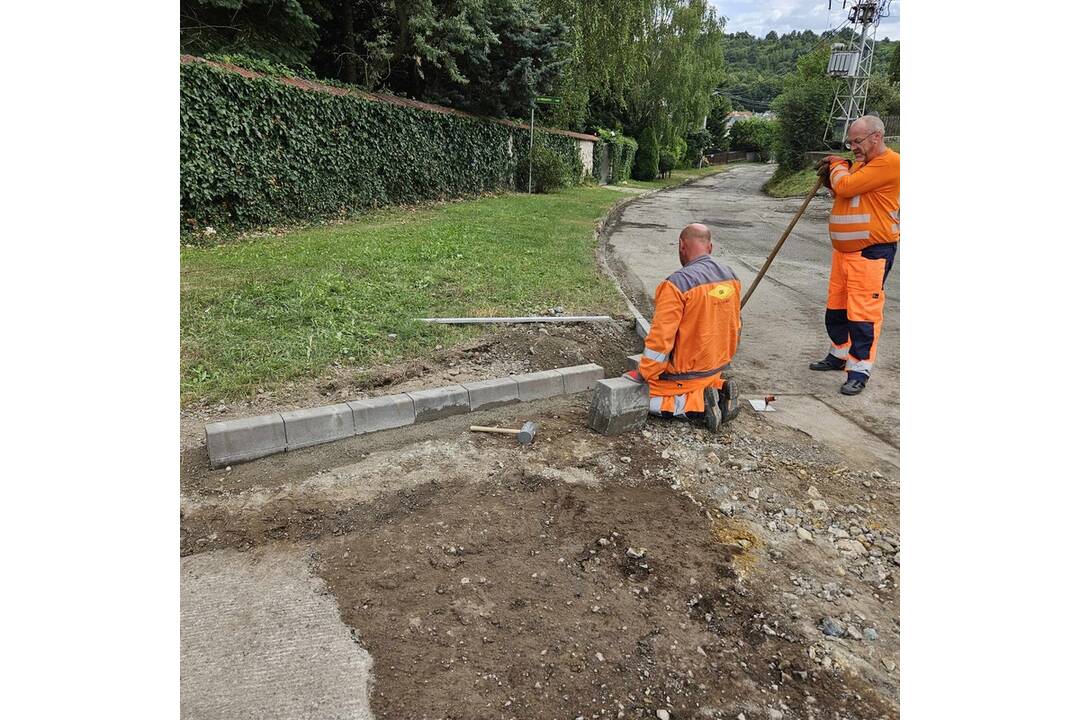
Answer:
[
  {"left": 768, "top": 709, "right": 784, "bottom": 720},
  {"left": 621, "top": 456, "right": 632, "bottom": 463},
  {"left": 835, "top": 539, "right": 867, "bottom": 556},
  {"left": 820, "top": 616, "right": 844, "bottom": 637},
  {"left": 863, "top": 627, "right": 879, "bottom": 641},
  {"left": 748, "top": 487, "right": 762, "bottom": 500},
  {"left": 597, "top": 538, "right": 610, "bottom": 547},
  {"left": 719, "top": 501, "right": 735, "bottom": 516},
  {"left": 882, "top": 658, "right": 897, "bottom": 672},
  {"left": 807, "top": 485, "right": 822, "bottom": 498},
  {"left": 225, "top": 466, "right": 231, "bottom": 472},
  {"left": 810, "top": 499, "right": 829, "bottom": 512},
  {"left": 796, "top": 527, "right": 813, "bottom": 542},
  {"left": 797, "top": 469, "right": 808, "bottom": 479},
  {"left": 656, "top": 710, "right": 671, "bottom": 720},
  {"left": 871, "top": 471, "right": 884, "bottom": 479},
  {"left": 862, "top": 480, "right": 872, "bottom": 488},
  {"left": 409, "top": 617, "right": 421, "bottom": 627},
  {"left": 591, "top": 605, "right": 601, "bottom": 613},
  {"left": 626, "top": 547, "right": 647, "bottom": 559},
  {"left": 460, "top": 577, "right": 470, "bottom": 585},
  {"left": 846, "top": 624, "right": 862, "bottom": 640}
]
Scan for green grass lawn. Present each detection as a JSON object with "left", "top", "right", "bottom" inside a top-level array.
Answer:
[
  {"left": 181, "top": 187, "right": 631, "bottom": 405},
  {"left": 620, "top": 164, "right": 730, "bottom": 190}
]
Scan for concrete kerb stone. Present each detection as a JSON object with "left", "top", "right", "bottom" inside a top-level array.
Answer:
[
  {"left": 206, "top": 414, "right": 287, "bottom": 468},
  {"left": 587, "top": 377, "right": 650, "bottom": 436},
  {"left": 282, "top": 403, "right": 356, "bottom": 451},
  {"left": 462, "top": 377, "right": 520, "bottom": 412},
  {"left": 204, "top": 364, "right": 619, "bottom": 467},
  {"left": 348, "top": 393, "right": 416, "bottom": 435},
  {"left": 626, "top": 354, "right": 642, "bottom": 372},
  {"left": 556, "top": 363, "right": 604, "bottom": 395},
  {"left": 407, "top": 385, "right": 471, "bottom": 422},
  {"left": 512, "top": 370, "right": 566, "bottom": 402}
]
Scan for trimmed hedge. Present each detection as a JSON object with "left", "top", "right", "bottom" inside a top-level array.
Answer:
[{"left": 180, "top": 60, "right": 584, "bottom": 233}]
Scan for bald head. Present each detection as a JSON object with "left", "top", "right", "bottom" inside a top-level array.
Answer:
[
  {"left": 847, "top": 115, "right": 887, "bottom": 163},
  {"left": 678, "top": 223, "right": 713, "bottom": 266}
]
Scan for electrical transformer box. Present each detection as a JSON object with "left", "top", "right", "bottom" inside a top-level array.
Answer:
[{"left": 827, "top": 47, "right": 861, "bottom": 78}]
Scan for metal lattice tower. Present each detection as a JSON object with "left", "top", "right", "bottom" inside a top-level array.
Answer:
[{"left": 823, "top": 1, "right": 886, "bottom": 145}]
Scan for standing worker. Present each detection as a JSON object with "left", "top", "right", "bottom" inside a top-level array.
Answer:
[
  {"left": 810, "top": 115, "right": 900, "bottom": 395},
  {"left": 628, "top": 223, "right": 741, "bottom": 432}
]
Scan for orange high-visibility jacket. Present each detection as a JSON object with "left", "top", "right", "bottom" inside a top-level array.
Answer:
[
  {"left": 638, "top": 255, "right": 741, "bottom": 397},
  {"left": 828, "top": 148, "right": 900, "bottom": 253}
]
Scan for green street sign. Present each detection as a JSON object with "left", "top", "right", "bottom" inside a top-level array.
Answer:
[{"left": 535, "top": 96, "right": 562, "bottom": 105}]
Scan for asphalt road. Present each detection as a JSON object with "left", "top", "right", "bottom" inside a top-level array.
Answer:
[{"left": 607, "top": 163, "right": 900, "bottom": 463}]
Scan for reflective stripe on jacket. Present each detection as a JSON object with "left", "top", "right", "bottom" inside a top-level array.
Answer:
[
  {"left": 828, "top": 148, "right": 900, "bottom": 253},
  {"left": 639, "top": 255, "right": 741, "bottom": 397}
]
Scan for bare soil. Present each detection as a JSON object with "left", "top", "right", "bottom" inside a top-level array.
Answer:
[{"left": 182, "top": 397, "right": 899, "bottom": 719}]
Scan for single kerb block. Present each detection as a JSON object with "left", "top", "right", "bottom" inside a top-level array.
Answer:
[
  {"left": 587, "top": 377, "right": 650, "bottom": 436},
  {"left": 206, "top": 413, "right": 287, "bottom": 468},
  {"left": 348, "top": 394, "right": 416, "bottom": 435},
  {"left": 461, "top": 377, "right": 520, "bottom": 411},
  {"left": 556, "top": 363, "right": 605, "bottom": 395},
  {"left": 281, "top": 403, "right": 356, "bottom": 451},
  {"left": 407, "top": 385, "right": 470, "bottom": 422},
  {"left": 626, "top": 354, "right": 642, "bottom": 372},
  {"left": 512, "top": 370, "right": 565, "bottom": 402}
]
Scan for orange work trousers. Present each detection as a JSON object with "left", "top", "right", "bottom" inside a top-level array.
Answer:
[
  {"left": 647, "top": 375, "right": 727, "bottom": 418},
  {"left": 824, "top": 246, "right": 895, "bottom": 379}
]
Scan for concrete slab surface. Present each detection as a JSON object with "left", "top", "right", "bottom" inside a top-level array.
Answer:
[{"left": 181, "top": 546, "right": 374, "bottom": 720}]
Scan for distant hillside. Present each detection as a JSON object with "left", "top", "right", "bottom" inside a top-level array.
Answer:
[{"left": 720, "top": 29, "right": 899, "bottom": 111}]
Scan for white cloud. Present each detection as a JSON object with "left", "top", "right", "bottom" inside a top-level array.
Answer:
[{"left": 710, "top": 0, "right": 901, "bottom": 41}]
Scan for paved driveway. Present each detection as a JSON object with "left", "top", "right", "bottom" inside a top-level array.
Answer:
[{"left": 607, "top": 163, "right": 900, "bottom": 464}]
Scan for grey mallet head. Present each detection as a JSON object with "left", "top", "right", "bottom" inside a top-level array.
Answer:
[{"left": 516, "top": 421, "right": 539, "bottom": 445}]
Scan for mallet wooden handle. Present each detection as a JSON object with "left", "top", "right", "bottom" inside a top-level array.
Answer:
[
  {"left": 740, "top": 176, "right": 824, "bottom": 309},
  {"left": 470, "top": 426, "right": 521, "bottom": 435}
]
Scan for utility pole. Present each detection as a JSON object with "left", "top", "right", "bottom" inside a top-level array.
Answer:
[{"left": 823, "top": 1, "right": 888, "bottom": 145}]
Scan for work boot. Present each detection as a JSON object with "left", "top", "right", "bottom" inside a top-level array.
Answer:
[
  {"left": 719, "top": 380, "right": 740, "bottom": 424},
  {"left": 840, "top": 377, "right": 866, "bottom": 395},
  {"left": 703, "top": 386, "right": 722, "bottom": 433},
  {"left": 809, "top": 355, "right": 846, "bottom": 371}
]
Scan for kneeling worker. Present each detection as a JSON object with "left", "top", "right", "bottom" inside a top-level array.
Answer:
[{"left": 629, "top": 223, "right": 741, "bottom": 432}]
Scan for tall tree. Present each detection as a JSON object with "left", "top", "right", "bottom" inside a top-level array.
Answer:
[{"left": 180, "top": 0, "right": 321, "bottom": 66}]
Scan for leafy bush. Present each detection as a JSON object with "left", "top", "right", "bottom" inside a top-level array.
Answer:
[
  {"left": 772, "top": 46, "right": 834, "bottom": 170},
  {"left": 632, "top": 126, "right": 660, "bottom": 181},
  {"left": 180, "top": 58, "right": 582, "bottom": 233},
  {"left": 612, "top": 135, "right": 638, "bottom": 183},
  {"left": 684, "top": 128, "right": 711, "bottom": 167},
  {"left": 515, "top": 144, "right": 569, "bottom": 193},
  {"left": 658, "top": 152, "right": 676, "bottom": 177},
  {"left": 729, "top": 117, "right": 776, "bottom": 158}
]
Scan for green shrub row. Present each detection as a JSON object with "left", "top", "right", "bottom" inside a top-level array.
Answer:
[{"left": 180, "top": 60, "right": 584, "bottom": 233}]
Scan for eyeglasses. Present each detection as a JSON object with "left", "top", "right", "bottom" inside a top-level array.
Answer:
[{"left": 844, "top": 131, "right": 880, "bottom": 149}]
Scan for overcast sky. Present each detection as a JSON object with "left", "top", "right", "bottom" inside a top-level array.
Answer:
[{"left": 709, "top": 1, "right": 901, "bottom": 42}]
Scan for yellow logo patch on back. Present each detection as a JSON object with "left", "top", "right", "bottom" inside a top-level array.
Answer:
[{"left": 708, "top": 283, "right": 735, "bottom": 301}]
